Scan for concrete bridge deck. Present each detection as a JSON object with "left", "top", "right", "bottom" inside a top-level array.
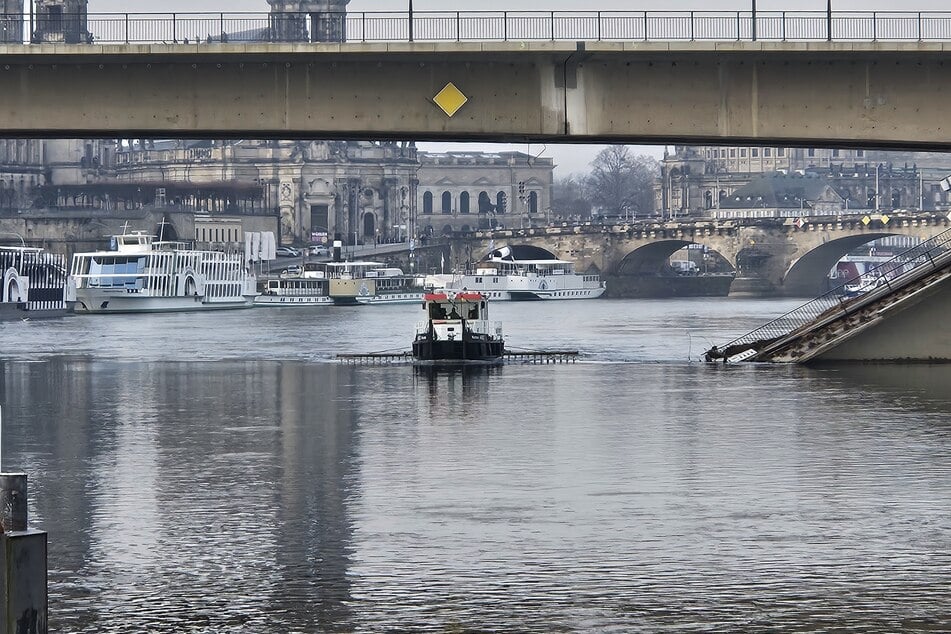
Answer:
[{"left": 3, "top": 40, "right": 951, "bottom": 146}]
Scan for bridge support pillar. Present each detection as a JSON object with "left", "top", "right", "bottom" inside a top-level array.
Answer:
[{"left": 728, "top": 276, "right": 779, "bottom": 297}]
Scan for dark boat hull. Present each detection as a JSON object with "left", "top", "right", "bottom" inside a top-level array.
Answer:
[{"left": 412, "top": 337, "right": 504, "bottom": 365}]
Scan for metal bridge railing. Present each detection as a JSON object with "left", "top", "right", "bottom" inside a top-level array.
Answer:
[
  {"left": 718, "top": 226, "right": 951, "bottom": 354},
  {"left": 6, "top": 11, "right": 951, "bottom": 45}
]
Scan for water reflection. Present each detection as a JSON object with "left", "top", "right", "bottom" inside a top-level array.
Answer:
[
  {"left": 3, "top": 359, "right": 362, "bottom": 633},
  {"left": 804, "top": 364, "right": 951, "bottom": 410},
  {"left": 0, "top": 332, "right": 947, "bottom": 631}
]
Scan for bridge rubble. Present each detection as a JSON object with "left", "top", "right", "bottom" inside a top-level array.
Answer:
[{"left": 705, "top": 226, "right": 951, "bottom": 363}]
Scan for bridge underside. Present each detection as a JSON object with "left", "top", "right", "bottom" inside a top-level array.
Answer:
[{"left": 2, "top": 43, "right": 951, "bottom": 147}]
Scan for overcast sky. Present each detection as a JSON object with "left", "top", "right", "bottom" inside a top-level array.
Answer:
[{"left": 84, "top": 0, "right": 949, "bottom": 175}]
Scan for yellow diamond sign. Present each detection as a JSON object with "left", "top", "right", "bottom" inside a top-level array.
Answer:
[
  {"left": 433, "top": 82, "right": 468, "bottom": 117},
  {"left": 881, "top": 214, "right": 890, "bottom": 225},
  {"left": 862, "top": 215, "right": 872, "bottom": 225}
]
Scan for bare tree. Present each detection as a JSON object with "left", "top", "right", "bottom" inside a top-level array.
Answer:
[
  {"left": 551, "top": 176, "right": 592, "bottom": 219},
  {"left": 584, "top": 146, "right": 659, "bottom": 218}
]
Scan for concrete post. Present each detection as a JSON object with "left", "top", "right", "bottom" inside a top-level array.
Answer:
[
  {"left": 0, "top": 474, "right": 27, "bottom": 532},
  {"left": 0, "top": 473, "right": 47, "bottom": 634}
]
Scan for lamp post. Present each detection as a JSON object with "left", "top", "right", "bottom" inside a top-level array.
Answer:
[
  {"left": 875, "top": 163, "right": 880, "bottom": 212},
  {"left": 751, "top": 0, "right": 756, "bottom": 41},
  {"left": 408, "top": 0, "right": 413, "bottom": 42},
  {"left": 827, "top": 0, "right": 833, "bottom": 42}
]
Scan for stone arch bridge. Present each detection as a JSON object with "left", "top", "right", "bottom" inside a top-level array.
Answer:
[{"left": 447, "top": 213, "right": 951, "bottom": 297}]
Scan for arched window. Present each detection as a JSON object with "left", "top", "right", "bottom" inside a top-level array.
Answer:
[
  {"left": 441, "top": 191, "right": 452, "bottom": 214},
  {"left": 528, "top": 191, "right": 538, "bottom": 213},
  {"left": 423, "top": 191, "right": 433, "bottom": 214},
  {"left": 460, "top": 192, "right": 470, "bottom": 214},
  {"left": 496, "top": 191, "right": 507, "bottom": 214}
]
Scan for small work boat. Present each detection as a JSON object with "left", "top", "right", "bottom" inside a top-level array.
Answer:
[{"left": 412, "top": 291, "right": 504, "bottom": 364}]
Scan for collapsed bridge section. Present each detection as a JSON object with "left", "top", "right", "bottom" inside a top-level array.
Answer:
[{"left": 707, "top": 226, "right": 951, "bottom": 363}]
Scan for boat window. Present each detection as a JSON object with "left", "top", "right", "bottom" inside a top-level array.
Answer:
[
  {"left": 88, "top": 256, "right": 145, "bottom": 288},
  {"left": 467, "top": 305, "right": 479, "bottom": 319},
  {"left": 429, "top": 303, "right": 448, "bottom": 319}
]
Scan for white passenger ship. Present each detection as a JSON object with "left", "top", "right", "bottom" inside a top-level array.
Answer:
[
  {"left": 327, "top": 261, "right": 427, "bottom": 305},
  {"left": 71, "top": 231, "right": 257, "bottom": 313},
  {"left": 0, "top": 246, "right": 75, "bottom": 319},
  {"left": 255, "top": 263, "right": 332, "bottom": 306},
  {"left": 434, "top": 248, "right": 606, "bottom": 300}
]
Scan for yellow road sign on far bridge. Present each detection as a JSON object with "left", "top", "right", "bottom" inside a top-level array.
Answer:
[{"left": 433, "top": 82, "right": 468, "bottom": 118}]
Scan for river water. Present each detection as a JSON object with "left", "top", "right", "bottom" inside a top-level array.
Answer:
[{"left": 1, "top": 298, "right": 948, "bottom": 633}]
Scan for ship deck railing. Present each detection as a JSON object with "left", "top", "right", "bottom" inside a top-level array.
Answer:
[{"left": 711, "top": 225, "right": 951, "bottom": 360}]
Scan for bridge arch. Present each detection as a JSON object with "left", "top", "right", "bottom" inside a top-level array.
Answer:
[
  {"left": 610, "top": 240, "right": 736, "bottom": 297},
  {"left": 616, "top": 240, "right": 735, "bottom": 276},
  {"left": 782, "top": 232, "right": 908, "bottom": 297}
]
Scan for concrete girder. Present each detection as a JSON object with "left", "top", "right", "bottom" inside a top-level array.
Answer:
[{"left": 3, "top": 42, "right": 951, "bottom": 146}]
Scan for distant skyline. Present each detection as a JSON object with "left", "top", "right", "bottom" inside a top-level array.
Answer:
[{"left": 415, "top": 142, "right": 664, "bottom": 179}]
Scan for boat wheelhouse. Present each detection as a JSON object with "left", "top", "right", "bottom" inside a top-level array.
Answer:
[
  {"left": 441, "top": 248, "right": 606, "bottom": 300},
  {"left": 0, "top": 246, "right": 74, "bottom": 319},
  {"left": 412, "top": 291, "right": 504, "bottom": 364},
  {"left": 255, "top": 262, "right": 332, "bottom": 306},
  {"left": 327, "top": 261, "right": 427, "bottom": 305},
  {"left": 70, "top": 231, "right": 257, "bottom": 314}
]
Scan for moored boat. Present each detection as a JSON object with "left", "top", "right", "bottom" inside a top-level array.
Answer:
[
  {"left": 255, "top": 262, "right": 332, "bottom": 306},
  {"left": 412, "top": 291, "right": 504, "bottom": 364},
  {"left": 328, "top": 261, "right": 427, "bottom": 305},
  {"left": 70, "top": 231, "right": 257, "bottom": 314},
  {"left": 0, "top": 245, "right": 74, "bottom": 320},
  {"left": 438, "top": 247, "right": 605, "bottom": 300}
]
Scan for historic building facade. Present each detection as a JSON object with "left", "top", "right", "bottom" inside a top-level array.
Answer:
[
  {"left": 416, "top": 151, "right": 554, "bottom": 235},
  {"left": 267, "top": 0, "right": 350, "bottom": 42},
  {"left": 656, "top": 145, "right": 950, "bottom": 218},
  {"left": 104, "top": 140, "right": 418, "bottom": 247},
  {"left": 0, "top": 139, "right": 44, "bottom": 213},
  {"left": 33, "top": 0, "right": 91, "bottom": 43},
  {"left": 0, "top": 1, "right": 23, "bottom": 43},
  {"left": 10, "top": 139, "right": 556, "bottom": 248}
]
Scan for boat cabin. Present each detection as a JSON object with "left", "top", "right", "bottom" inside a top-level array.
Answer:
[
  {"left": 474, "top": 257, "right": 575, "bottom": 277},
  {"left": 423, "top": 291, "right": 487, "bottom": 321}
]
